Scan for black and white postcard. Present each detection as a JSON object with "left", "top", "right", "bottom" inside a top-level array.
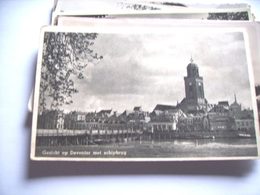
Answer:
[
  {"left": 52, "top": 0, "right": 253, "bottom": 25},
  {"left": 31, "top": 25, "right": 260, "bottom": 161}
]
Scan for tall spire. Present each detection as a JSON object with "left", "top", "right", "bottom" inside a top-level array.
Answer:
[
  {"left": 234, "top": 93, "right": 237, "bottom": 103},
  {"left": 190, "top": 54, "right": 193, "bottom": 63}
]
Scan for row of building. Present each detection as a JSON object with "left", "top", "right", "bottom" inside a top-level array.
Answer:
[
  {"left": 37, "top": 97, "right": 254, "bottom": 133},
  {"left": 37, "top": 58, "right": 255, "bottom": 133}
]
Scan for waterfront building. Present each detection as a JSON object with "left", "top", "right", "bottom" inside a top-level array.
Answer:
[
  {"left": 64, "top": 111, "right": 89, "bottom": 130},
  {"left": 37, "top": 109, "right": 64, "bottom": 129},
  {"left": 123, "top": 107, "right": 150, "bottom": 132},
  {"left": 233, "top": 109, "right": 255, "bottom": 131},
  {"left": 208, "top": 104, "right": 235, "bottom": 131},
  {"left": 228, "top": 95, "right": 254, "bottom": 131},
  {"left": 149, "top": 112, "right": 178, "bottom": 132},
  {"left": 104, "top": 112, "right": 127, "bottom": 131},
  {"left": 178, "top": 113, "right": 209, "bottom": 131},
  {"left": 235, "top": 118, "right": 254, "bottom": 131},
  {"left": 149, "top": 104, "right": 185, "bottom": 132}
]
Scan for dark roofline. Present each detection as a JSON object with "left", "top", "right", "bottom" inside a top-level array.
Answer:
[
  {"left": 153, "top": 104, "right": 177, "bottom": 111},
  {"left": 133, "top": 106, "right": 142, "bottom": 111},
  {"left": 98, "top": 109, "right": 112, "bottom": 114},
  {"left": 218, "top": 101, "right": 229, "bottom": 106}
]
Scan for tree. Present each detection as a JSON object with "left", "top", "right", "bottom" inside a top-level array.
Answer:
[{"left": 39, "top": 32, "right": 102, "bottom": 112}]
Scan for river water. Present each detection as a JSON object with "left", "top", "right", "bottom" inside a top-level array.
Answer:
[{"left": 36, "top": 138, "right": 258, "bottom": 159}]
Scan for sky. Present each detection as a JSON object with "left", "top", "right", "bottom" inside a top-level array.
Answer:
[{"left": 58, "top": 29, "right": 254, "bottom": 113}]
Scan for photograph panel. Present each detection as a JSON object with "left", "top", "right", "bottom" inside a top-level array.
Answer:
[{"left": 31, "top": 26, "right": 259, "bottom": 160}]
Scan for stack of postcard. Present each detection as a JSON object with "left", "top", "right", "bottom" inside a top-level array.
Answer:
[{"left": 30, "top": 0, "right": 260, "bottom": 161}]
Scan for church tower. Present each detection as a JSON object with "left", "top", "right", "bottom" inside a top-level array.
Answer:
[
  {"left": 184, "top": 57, "right": 205, "bottom": 104},
  {"left": 179, "top": 58, "right": 207, "bottom": 113}
]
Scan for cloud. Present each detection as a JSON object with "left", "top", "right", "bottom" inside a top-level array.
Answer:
[{"left": 63, "top": 30, "right": 253, "bottom": 112}]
